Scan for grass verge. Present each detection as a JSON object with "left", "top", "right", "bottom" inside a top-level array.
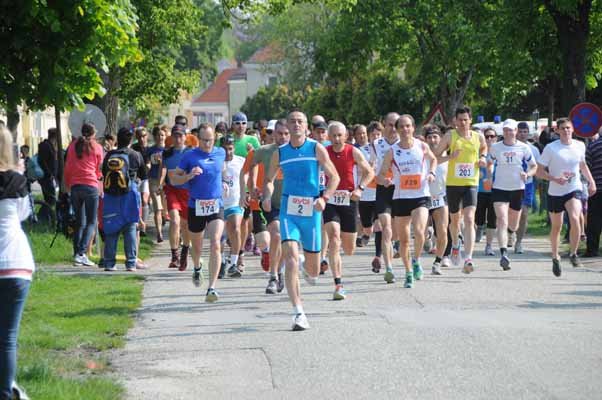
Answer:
[{"left": 17, "top": 271, "right": 144, "bottom": 399}]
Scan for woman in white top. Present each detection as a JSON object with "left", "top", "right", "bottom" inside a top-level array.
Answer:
[
  {"left": 379, "top": 115, "right": 437, "bottom": 289},
  {"left": 537, "top": 118, "right": 597, "bottom": 276},
  {"left": 0, "top": 127, "right": 34, "bottom": 400}
]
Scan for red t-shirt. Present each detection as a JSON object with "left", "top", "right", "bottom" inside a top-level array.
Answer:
[{"left": 326, "top": 143, "right": 356, "bottom": 191}]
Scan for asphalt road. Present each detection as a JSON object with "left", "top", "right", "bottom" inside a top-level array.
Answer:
[{"left": 111, "top": 236, "right": 602, "bottom": 400}]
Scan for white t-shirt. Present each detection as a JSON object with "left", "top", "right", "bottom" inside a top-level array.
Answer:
[
  {"left": 222, "top": 155, "right": 245, "bottom": 209},
  {"left": 489, "top": 141, "right": 535, "bottom": 191},
  {"left": 354, "top": 143, "right": 377, "bottom": 201},
  {"left": 429, "top": 162, "right": 448, "bottom": 198},
  {"left": 539, "top": 140, "right": 585, "bottom": 196},
  {"left": 391, "top": 140, "right": 431, "bottom": 199}
]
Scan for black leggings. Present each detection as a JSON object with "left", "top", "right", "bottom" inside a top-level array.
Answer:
[{"left": 475, "top": 192, "right": 496, "bottom": 229}]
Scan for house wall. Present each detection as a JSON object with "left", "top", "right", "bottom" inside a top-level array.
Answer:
[{"left": 228, "top": 79, "right": 248, "bottom": 118}]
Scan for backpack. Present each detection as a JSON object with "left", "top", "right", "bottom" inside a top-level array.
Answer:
[
  {"left": 26, "top": 155, "right": 44, "bottom": 181},
  {"left": 104, "top": 150, "right": 131, "bottom": 195},
  {"left": 102, "top": 189, "right": 141, "bottom": 234}
]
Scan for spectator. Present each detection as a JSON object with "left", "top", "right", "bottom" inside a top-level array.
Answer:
[
  {"left": 102, "top": 128, "right": 148, "bottom": 271},
  {"left": 585, "top": 128, "right": 602, "bottom": 257},
  {"left": 102, "top": 133, "right": 116, "bottom": 153},
  {"left": 38, "top": 127, "right": 59, "bottom": 206},
  {"left": 0, "top": 126, "right": 35, "bottom": 400},
  {"left": 64, "top": 123, "right": 103, "bottom": 267}
]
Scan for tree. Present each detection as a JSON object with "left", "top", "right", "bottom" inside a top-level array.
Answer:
[
  {"left": 0, "top": 0, "right": 140, "bottom": 141},
  {"left": 240, "top": 84, "right": 304, "bottom": 120}
]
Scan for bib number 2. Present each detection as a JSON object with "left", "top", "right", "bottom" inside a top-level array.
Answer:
[
  {"left": 287, "top": 195, "right": 313, "bottom": 217},
  {"left": 195, "top": 199, "right": 219, "bottom": 216}
]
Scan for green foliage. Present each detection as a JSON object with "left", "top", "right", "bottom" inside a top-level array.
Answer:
[
  {"left": 0, "top": 0, "right": 140, "bottom": 114},
  {"left": 240, "top": 84, "right": 305, "bottom": 120},
  {"left": 18, "top": 272, "right": 143, "bottom": 399}
]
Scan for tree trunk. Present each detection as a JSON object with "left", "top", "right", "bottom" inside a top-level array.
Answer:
[
  {"left": 89, "top": 67, "right": 121, "bottom": 136},
  {"left": 6, "top": 100, "right": 20, "bottom": 143},
  {"left": 547, "top": 77, "right": 556, "bottom": 128},
  {"left": 55, "top": 107, "right": 64, "bottom": 194},
  {"left": 544, "top": 0, "right": 591, "bottom": 114}
]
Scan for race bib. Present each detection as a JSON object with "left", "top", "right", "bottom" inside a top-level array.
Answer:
[
  {"left": 319, "top": 170, "right": 326, "bottom": 186},
  {"left": 455, "top": 163, "right": 475, "bottom": 178},
  {"left": 328, "top": 190, "right": 351, "bottom": 206},
  {"left": 225, "top": 175, "right": 234, "bottom": 188},
  {"left": 430, "top": 195, "right": 443, "bottom": 209},
  {"left": 195, "top": 198, "right": 219, "bottom": 216},
  {"left": 399, "top": 174, "right": 421, "bottom": 190},
  {"left": 287, "top": 195, "right": 313, "bottom": 217},
  {"left": 483, "top": 179, "right": 492, "bottom": 191},
  {"left": 563, "top": 171, "right": 576, "bottom": 184}
]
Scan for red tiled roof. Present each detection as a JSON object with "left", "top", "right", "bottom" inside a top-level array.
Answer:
[
  {"left": 192, "top": 68, "right": 242, "bottom": 104},
  {"left": 247, "top": 45, "right": 282, "bottom": 64}
]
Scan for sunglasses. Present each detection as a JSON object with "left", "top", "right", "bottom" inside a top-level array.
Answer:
[
  {"left": 485, "top": 135, "right": 496, "bottom": 139},
  {"left": 234, "top": 121, "right": 247, "bottom": 125}
]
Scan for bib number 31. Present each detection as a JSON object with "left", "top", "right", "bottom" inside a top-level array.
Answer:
[
  {"left": 195, "top": 199, "right": 219, "bottom": 216},
  {"left": 287, "top": 195, "right": 313, "bottom": 217}
]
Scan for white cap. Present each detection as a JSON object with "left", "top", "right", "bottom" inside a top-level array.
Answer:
[
  {"left": 267, "top": 119, "right": 277, "bottom": 131},
  {"left": 502, "top": 118, "right": 517, "bottom": 130}
]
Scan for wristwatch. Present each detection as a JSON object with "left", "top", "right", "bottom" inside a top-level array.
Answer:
[{"left": 358, "top": 184, "right": 365, "bottom": 191}]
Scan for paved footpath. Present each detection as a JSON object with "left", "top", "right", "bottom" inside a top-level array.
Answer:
[{"left": 111, "top": 237, "right": 602, "bottom": 400}]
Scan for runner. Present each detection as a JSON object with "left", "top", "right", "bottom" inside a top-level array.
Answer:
[
  {"left": 423, "top": 124, "right": 451, "bottom": 275},
  {"left": 147, "top": 126, "right": 167, "bottom": 243},
  {"left": 379, "top": 115, "right": 437, "bottom": 288},
  {"left": 262, "top": 110, "right": 340, "bottom": 331},
  {"left": 162, "top": 125, "right": 192, "bottom": 271},
  {"left": 172, "top": 124, "right": 227, "bottom": 303},
  {"left": 220, "top": 135, "right": 246, "bottom": 278},
  {"left": 324, "top": 121, "right": 374, "bottom": 299},
  {"left": 371, "top": 112, "right": 400, "bottom": 283},
  {"left": 487, "top": 119, "right": 536, "bottom": 271},
  {"left": 354, "top": 122, "right": 384, "bottom": 272},
  {"left": 475, "top": 128, "right": 497, "bottom": 256},
  {"left": 248, "top": 119, "right": 291, "bottom": 294},
  {"left": 536, "top": 118, "right": 596, "bottom": 276},
  {"left": 515, "top": 121, "right": 541, "bottom": 254},
  {"left": 231, "top": 112, "right": 260, "bottom": 271},
  {"left": 434, "top": 106, "right": 487, "bottom": 274}
]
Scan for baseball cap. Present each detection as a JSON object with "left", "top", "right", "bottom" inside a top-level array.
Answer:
[
  {"left": 232, "top": 112, "right": 247, "bottom": 123},
  {"left": 266, "top": 119, "right": 277, "bottom": 131},
  {"left": 313, "top": 121, "right": 328, "bottom": 130},
  {"left": 502, "top": 119, "right": 517, "bottom": 130},
  {"left": 517, "top": 121, "right": 529, "bottom": 130},
  {"left": 171, "top": 124, "right": 186, "bottom": 135}
]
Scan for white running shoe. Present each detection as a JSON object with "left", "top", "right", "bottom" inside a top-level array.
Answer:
[
  {"left": 74, "top": 254, "right": 96, "bottom": 267},
  {"left": 292, "top": 313, "right": 310, "bottom": 331},
  {"left": 441, "top": 256, "right": 451, "bottom": 268}
]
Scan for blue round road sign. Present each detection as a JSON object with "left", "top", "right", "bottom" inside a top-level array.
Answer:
[{"left": 569, "top": 102, "right": 602, "bottom": 138}]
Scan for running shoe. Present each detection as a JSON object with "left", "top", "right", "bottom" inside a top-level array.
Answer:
[
  {"left": 227, "top": 265, "right": 242, "bottom": 278},
  {"left": 178, "top": 246, "right": 189, "bottom": 271},
  {"left": 412, "top": 259, "right": 424, "bottom": 280},
  {"left": 168, "top": 257, "right": 179, "bottom": 269},
  {"left": 135, "top": 259, "right": 147, "bottom": 270},
  {"left": 569, "top": 254, "right": 584, "bottom": 268},
  {"left": 451, "top": 246, "right": 462, "bottom": 266},
  {"left": 320, "top": 258, "right": 329, "bottom": 275},
  {"left": 192, "top": 267, "right": 203, "bottom": 287},
  {"left": 384, "top": 267, "right": 395, "bottom": 284},
  {"left": 485, "top": 244, "right": 495, "bottom": 256},
  {"left": 441, "top": 256, "right": 451, "bottom": 268},
  {"left": 552, "top": 258, "right": 562, "bottom": 277},
  {"left": 356, "top": 237, "right": 363, "bottom": 248},
  {"left": 300, "top": 262, "right": 317, "bottom": 286},
  {"left": 371, "top": 257, "right": 381, "bottom": 273},
  {"left": 205, "top": 288, "right": 219, "bottom": 303},
  {"left": 361, "top": 235, "right": 370, "bottom": 247},
  {"left": 74, "top": 254, "right": 96, "bottom": 267},
  {"left": 126, "top": 266, "right": 137, "bottom": 272},
  {"left": 236, "top": 256, "right": 245, "bottom": 272},
  {"left": 292, "top": 313, "right": 310, "bottom": 331},
  {"left": 393, "top": 241, "right": 401, "bottom": 258},
  {"left": 500, "top": 254, "right": 511, "bottom": 271},
  {"left": 514, "top": 242, "right": 524, "bottom": 254},
  {"left": 277, "top": 272, "right": 285, "bottom": 293},
  {"left": 475, "top": 226, "right": 484, "bottom": 243},
  {"left": 431, "top": 261, "right": 442, "bottom": 275},
  {"left": 266, "top": 278, "right": 277, "bottom": 294},
  {"left": 244, "top": 235, "right": 253, "bottom": 252},
  {"left": 104, "top": 265, "right": 117, "bottom": 272},
  {"left": 11, "top": 382, "right": 30, "bottom": 400},
  {"left": 253, "top": 246, "right": 261, "bottom": 256},
  {"left": 462, "top": 259, "right": 474, "bottom": 274},
  {"left": 404, "top": 272, "right": 414, "bottom": 288},
  {"left": 261, "top": 251, "right": 270, "bottom": 272},
  {"left": 333, "top": 285, "right": 347, "bottom": 300},
  {"left": 156, "top": 234, "right": 163, "bottom": 243}
]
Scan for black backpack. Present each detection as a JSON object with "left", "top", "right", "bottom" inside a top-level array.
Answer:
[{"left": 104, "top": 150, "right": 131, "bottom": 195}]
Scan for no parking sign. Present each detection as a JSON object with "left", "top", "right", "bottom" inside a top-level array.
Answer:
[{"left": 569, "top": 102, "right": 602, "bottom": 138}]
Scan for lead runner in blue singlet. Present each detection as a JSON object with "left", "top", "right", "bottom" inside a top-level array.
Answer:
[{"left": 262, "top": 110, "right": 340, "bottom": 331}]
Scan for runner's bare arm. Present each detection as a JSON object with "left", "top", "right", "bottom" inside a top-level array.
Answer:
[
  {"left": 377, "top": 149, "right": 393, "bottom": 186},
  {"left": 352, "top": 147, "right": 375, "bottom": 189},
  {"left": 536, "top": 163, "right": 563, "bottom": 184},
  {"left": 478, "top": 134, "right": 488, "bottom": 167},
  {"left": 433, "top": 131, "right": 451, "bottom": 158},
  {"left": 579, "top": 160, "right": 597, "bottom": 196},
  {"left": 262, "top": 150, "right": 280, "bottom": 212},
  {"left": 316, "top": 143, "right": 340, "bottom": 201},
  {"left": 424, "top": 145, "right": 437, "bottom": 183},
  {"left": 170, "top": 166, "right": 201, "bottom": 186}
]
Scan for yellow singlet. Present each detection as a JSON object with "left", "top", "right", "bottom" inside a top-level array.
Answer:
[{"left": 446, "top": 129, "right": 481, "bottom": 187}]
